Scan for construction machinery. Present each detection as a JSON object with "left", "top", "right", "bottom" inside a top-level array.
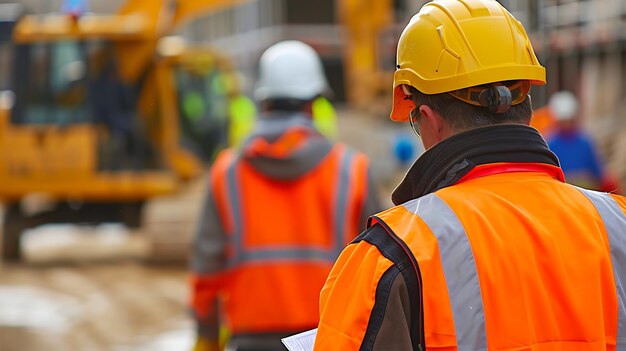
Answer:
[{"left": 0, "top": 0, "right": 247, "bottom": 261}]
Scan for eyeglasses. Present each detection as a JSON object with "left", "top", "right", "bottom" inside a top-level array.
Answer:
[
  {"left": 402, "top": 85, "right": 422, "bottom": 137},
  {"left": 409, "top": 107, "right": 421, "bottom": 137}
]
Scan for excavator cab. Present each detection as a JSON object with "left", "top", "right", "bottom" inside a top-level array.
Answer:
[
  {"left": 174, "top": 50, "right": 230, "bottom": 162},
  {"left": 0, "top": 13, "right": 233, "bottom": 261}
]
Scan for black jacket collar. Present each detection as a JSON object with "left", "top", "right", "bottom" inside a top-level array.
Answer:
[{"left": 392, "top": 124, "right": 560, "bottom": 205}]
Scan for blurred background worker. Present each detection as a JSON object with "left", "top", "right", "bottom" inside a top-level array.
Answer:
[
  {"left": 189, "top": 40, "right": 379, "bottom": 351},
  {"left": 545, "top": 91, "right": 615, "bottom": 191},
  {"left": 313, "top": 1, "right": 626, "bottom": 350}
]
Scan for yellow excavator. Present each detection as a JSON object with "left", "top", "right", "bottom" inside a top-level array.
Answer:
[
  {"left": 0, "top": 0, "right": 247, "bottom": 261},
  {"left": 0, "top": 0, "right": 397, "bottom": 261}
]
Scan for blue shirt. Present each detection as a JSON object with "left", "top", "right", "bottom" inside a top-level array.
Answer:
[{"left": 547, "top": 129, "right": 604, "bottom": 186}]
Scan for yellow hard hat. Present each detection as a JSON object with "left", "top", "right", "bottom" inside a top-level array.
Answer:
[{"left": 391, "top": 0, "right": 546, "bottom": 122}]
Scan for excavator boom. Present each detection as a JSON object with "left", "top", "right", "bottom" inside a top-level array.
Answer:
[{"left": 119, "top": 0, "right": 251, "bottom": 34}]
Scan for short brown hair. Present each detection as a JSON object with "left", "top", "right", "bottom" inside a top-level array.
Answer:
[{"left": 409, "top": 86, "right": 533, "bottom": 131}]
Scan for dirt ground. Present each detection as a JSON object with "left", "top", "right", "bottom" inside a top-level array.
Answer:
[
  {"left": 0, "top": 178, "right": 207, "bottom": 351},
  {"left": 0, "top": 259, "right": 192, "bottom": 351}
]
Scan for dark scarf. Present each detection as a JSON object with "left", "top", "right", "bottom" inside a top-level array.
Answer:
[{"left": 392, "top": 124, "right": 560, "bottom": 205}]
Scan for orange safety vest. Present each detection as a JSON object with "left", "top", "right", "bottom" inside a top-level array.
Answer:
[
  {"left": 210, "top": 143, "right": 370, "bottom": 334},
  {"left": 316, "top": 163, "right": 626, "bottom": 350}
]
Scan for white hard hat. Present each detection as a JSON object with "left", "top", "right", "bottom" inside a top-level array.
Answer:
[
  {"left": 254, "top": 40, "right": 330, "bottom": 101},
  {"left": 549, "top": 91, "right": 579, "bottom": 121}
]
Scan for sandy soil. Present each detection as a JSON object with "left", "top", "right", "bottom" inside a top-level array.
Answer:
[{"left": 0, "top": 259, "right": 192, "bottom": 351}]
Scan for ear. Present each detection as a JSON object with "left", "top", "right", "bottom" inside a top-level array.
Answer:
[{"left": 419, "top": 104, "right": 447, "bottom": 144}]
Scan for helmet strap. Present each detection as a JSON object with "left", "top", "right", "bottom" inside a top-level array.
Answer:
[{"left": 408, "top": 109, "right": 421, "bottom": 138}]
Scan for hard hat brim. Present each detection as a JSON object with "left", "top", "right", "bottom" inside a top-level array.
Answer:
[
  {"left": 390, "top": 66, "right": 546, "bottom": 122},
  {"left": 391, "top": 84, "right": 416, "bottom": 122}
]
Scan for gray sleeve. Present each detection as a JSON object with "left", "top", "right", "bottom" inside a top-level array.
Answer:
[
  {"left": 371, "top": 273, "right": 413, "bottom": 351},
  {"left": 190, "top": 186, "right": 227, "bottom": 341},
  {"left": 359, "top": 169, "right": 382, "bottom": 231},
  {"left": 190, "top": 186, "right": 227, "bottom": 275}
]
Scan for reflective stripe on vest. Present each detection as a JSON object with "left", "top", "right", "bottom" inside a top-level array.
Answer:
[
  {"left": 403, "top": 193, "right": 487, "bottom": 350},
  {"left": 224, "top": 147, "right": 356, "bottom": 266},
  {"left": 577, "top": 188, "right": 626, "bottom": 348}
]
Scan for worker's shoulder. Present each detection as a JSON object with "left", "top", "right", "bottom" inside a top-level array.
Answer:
[
  {"left": 341, "top": 225, "right": 391, "bottom": 265},
  {"left": 351, "top": 221, "right": 420, "bottom": 272}
]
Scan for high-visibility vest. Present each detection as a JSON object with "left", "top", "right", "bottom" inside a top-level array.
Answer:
[
  {"left": 312, "top": 97, "right": 338, "bottom": 140},
  {"left": 210, "top": 142, "right": 370, "bottom": 334},
  {"left": 316, "top": 163, "right": 626, "bottom": 350},
  {"left": 228, "top": 95, "right": 257, "bottom": 148}
]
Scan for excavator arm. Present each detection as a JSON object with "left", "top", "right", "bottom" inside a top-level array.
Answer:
[
  {"left": 169, "top": 0, "right": 250, "bottom": 29},
  {"left": 118, "top": 0, "right": 250, "bottom": 34},
  {"left": 115, "top": 0, "right": 250, "bottom": 81}
]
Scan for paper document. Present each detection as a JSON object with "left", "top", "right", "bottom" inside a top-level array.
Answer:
[{"left": 281, "top": 328, "right": 317, "bottom": 351}]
